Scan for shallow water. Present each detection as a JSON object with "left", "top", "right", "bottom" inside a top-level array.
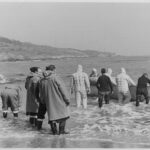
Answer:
[
  {"left": 1, "top": 98, "right": 150, "bottom": 148},
  {"left": 0, "top": 56, "right": 150, "bottom": 147}
]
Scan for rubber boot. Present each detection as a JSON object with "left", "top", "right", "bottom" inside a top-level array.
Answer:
[
  {"left": 136, "top": 100, "right": 139, "bottom": 107},
  {"left": 34, "top": 118, "right": 37, "bottom": 127},
  {"left": 29, "top": 117, "right": 34, "bottom": 124},
  {"left": 98, "top": 98, "right": 103, "bottom": 108},
  {"left": 146, "top": 98, "right": 149, "bottom": 104},
  {"left": 3, "top": 112, "right": 7, "bottom": 118},
  {"left": 50, "top": 122, "right": 58, "bottom": 135},
  {"left": 59, "top": 120, "right": 69, "bottom": 135},
  {"left": 105, "top": 98, "right": 109, "bottom": 104},
  {"left": 37, "top": 120, "right": 43, "bottom": 130},
  {"left": 13, "top": 113, "right": 18, "bottom": 118}
]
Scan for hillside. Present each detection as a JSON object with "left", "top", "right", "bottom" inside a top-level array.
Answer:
[{"left": 0, "top": 37, "right": 116, "bottom": 61}]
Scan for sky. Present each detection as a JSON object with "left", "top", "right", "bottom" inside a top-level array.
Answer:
[{"left": 0, "top": 2, "right": 150, "bottom": 56}]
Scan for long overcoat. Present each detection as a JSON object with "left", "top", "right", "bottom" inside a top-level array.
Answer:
[
  {"left": 25, "top": 73, "right": 41, "bottom": 114},
  {"left": 39, "top": 71, "right": 70, "bottom": 121}
]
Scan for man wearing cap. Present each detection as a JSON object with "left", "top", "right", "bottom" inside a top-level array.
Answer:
[
  {"left": 25, "top": 67, "right": 42, "bottom": 126},
  {"left": 37, "top": 65, "right": 70, "bottom": 135},
  {"left": 96, "top": 68, "right": 113, "bottom": 108}
]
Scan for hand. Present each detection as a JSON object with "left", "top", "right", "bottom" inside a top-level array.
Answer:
[{"left": 66, "top": 101, "right": 70, "bottom": 106}]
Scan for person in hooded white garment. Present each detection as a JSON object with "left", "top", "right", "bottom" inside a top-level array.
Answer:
[
  {"left": 71, "top": 65, "right": 90, "bottom": 109},
  {"left": 116, "top": 68, "right": 136, "bottom": 104},
  {"left": 0, "top": 74, "right": 6, "bottom": 83},
  {"left": 105, "top": 68, "right": 117, "bottom": 85}
]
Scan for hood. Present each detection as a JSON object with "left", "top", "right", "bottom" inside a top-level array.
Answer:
[
  {"left": 107, "top": 68, "right": 112, "bottom": 76},
  {"left": 121, "top": 67, "right": 126, "bottom": 74},
  {"left": 77, "top": 64, "right": 83, "bottom": 73},
  {"left": 28, "top": 72, "right": 43, "bottom": 78},
  {"left": 43, "top": 70, "right": 53, "bottom": 78}
]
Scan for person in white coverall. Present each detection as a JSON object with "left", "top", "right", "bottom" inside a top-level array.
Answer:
[
  {"left": 105, "top": 68, "right": 117, "bottom": 85},
  {"left": 116, "top": 68, "right": 136, "bottom": 104},
  {"left": 71, "top": 65, "right": 90, "bottom": 109}
]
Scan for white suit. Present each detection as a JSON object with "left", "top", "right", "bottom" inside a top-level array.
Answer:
[
  {"left": 116, "top": 68, "right": 136, "bottom": 93},
  {"left": 105, "top": 68, "right": 116, "bottom": 85},
  {"left": 71, "top": 65, "right": 90, "bottom": 108},
  {"left": 116, "top": 68, "right": 136, "bottom": 104}
]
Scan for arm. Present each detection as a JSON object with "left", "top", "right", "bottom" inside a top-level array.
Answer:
[
  {"left": 70, "top": 75, "right": 74, "bottom": 94},
  {"left": 16, "top": 86, "right": 22, "bottom": 107},
  {"left": 96, "top": 77, "right": 100, "bottom": 90},
  {"left": 147, "top": 78, "right": 150, "bottom": 84},
  {"left": 108, "top": 77, "right": 113, "bottom": 93},
  {"left": 127, "top": 75, "right": 136, "bottom": 86},
  {"left": 84, "top": 74, "right": 91, "bottom": 93},
  {"left": 55, "top": 76, "right": 70, "bottom": 105},
  {"left": 25, "top": 78, "right": 28, "bottom": 89}
]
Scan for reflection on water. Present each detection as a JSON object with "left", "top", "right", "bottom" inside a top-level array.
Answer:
[{"left": 1, "top": 99, "right": 150, "bottom": 147}]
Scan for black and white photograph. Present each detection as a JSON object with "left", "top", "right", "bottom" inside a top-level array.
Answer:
[{"left": 0, "top": 0, "right": 150, "bottom": 148}]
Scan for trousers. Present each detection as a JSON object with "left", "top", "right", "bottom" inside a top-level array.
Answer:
[
  {"left": 75, "top": 91, "right": 87, "bottom": 108},
  {"left": 117, "top": 91, "right": 131, "bottom": 104}
]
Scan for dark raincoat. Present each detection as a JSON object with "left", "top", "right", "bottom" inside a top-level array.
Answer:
[
  {"left": 39, "top": 71, "right": 70, "bottom": 121},
  {"left": 25, "top": 73, "right": 41, "bottom": 115}
]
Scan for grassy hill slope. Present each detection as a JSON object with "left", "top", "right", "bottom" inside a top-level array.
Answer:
[{"left": 0, "top": 37, "right": 116, "bottom": 61}]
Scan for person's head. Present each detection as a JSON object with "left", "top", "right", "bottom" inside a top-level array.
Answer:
[
  {"left": 107, "top": 68, "right": 112, "bottom": 75},
  {"left": 101, "top": 68, "right": 106, "bottom": 74},
  {"left": 30, "top": 67, "right": 42, "bottom": 75},
  {"left": 77, "top": 64, "right": 83, "bottom": 73},
  {"left": 30, "top": 67, "right": 39, "bottom": 73},
  {"left": 92, "top": 68, "right": 97, "bottom": 74},
  {"left": 143, "top": 73, "right": 148, "bottom": 78},
  {"left": 121, "top": 67, "right": 126, "bottom": 74},
  {"left": 46, "top": 65, "right": 56, "bottom": 72}
]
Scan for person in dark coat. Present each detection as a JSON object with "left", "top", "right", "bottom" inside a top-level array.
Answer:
[
  {"left": 37, "top": 65, "right": 70, "bottom": 135},
  {"left": 136, "top": 73, "right": 150, "bottom": 106},
  {"left": 1, "top": 84, "right": 22, "bottom": 118},
  {"left": 96, "top": 68, "right": 113, "bottom": 108},
  {"left": 25, "top": 67, "right": 42, "bottom": 126}
]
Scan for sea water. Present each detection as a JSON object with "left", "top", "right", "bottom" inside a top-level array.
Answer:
[{"left": 0, "top": 56, "right": 150, "bottom": 147}]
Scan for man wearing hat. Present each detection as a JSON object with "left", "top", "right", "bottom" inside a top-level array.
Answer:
[
  {"left": 25, "top": 67, "right": 42, "bottom": 126},
  {"left": 36, "top": 65, "right": 70, "bottom": 135}
]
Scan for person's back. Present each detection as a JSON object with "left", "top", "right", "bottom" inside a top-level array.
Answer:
[
  {"left": 136, "top": 73, "right": 150, "bottom": 106},
  {"left": 116, "top": 73, "right": 129, "bottom": 93},
  {"left": 1, "top": 84, "right": 22, "bottom": 118},
  {"left": 116, "top": 68, "right": 135, "bottom": 104},
  {"left": 97, "top": 74, "right": 112, "bottom": 92},
  {"left": 116, "top": 68, "right": 135, "bottom": 93},
  {"left": 96, "top": 68, "right": 113, "bottom": 108},
  {"left": 38, "top": 65, "right": 70, "bottom": 135},
  {"left": 71, "top": 65, "right": 90, "bottom": 109},
  {"left": 73, "top": 72, "right": 89, "bottom": 91},
  {"left": 137, "top": 74, "right": 150, "bottom": 89},
  {"left": 105, "top": 68, "right": 116, "bottom": 85}
]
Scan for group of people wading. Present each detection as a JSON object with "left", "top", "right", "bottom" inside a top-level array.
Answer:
[{"left": 0, "top": 64, "right": 150, "bottom": 135}]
